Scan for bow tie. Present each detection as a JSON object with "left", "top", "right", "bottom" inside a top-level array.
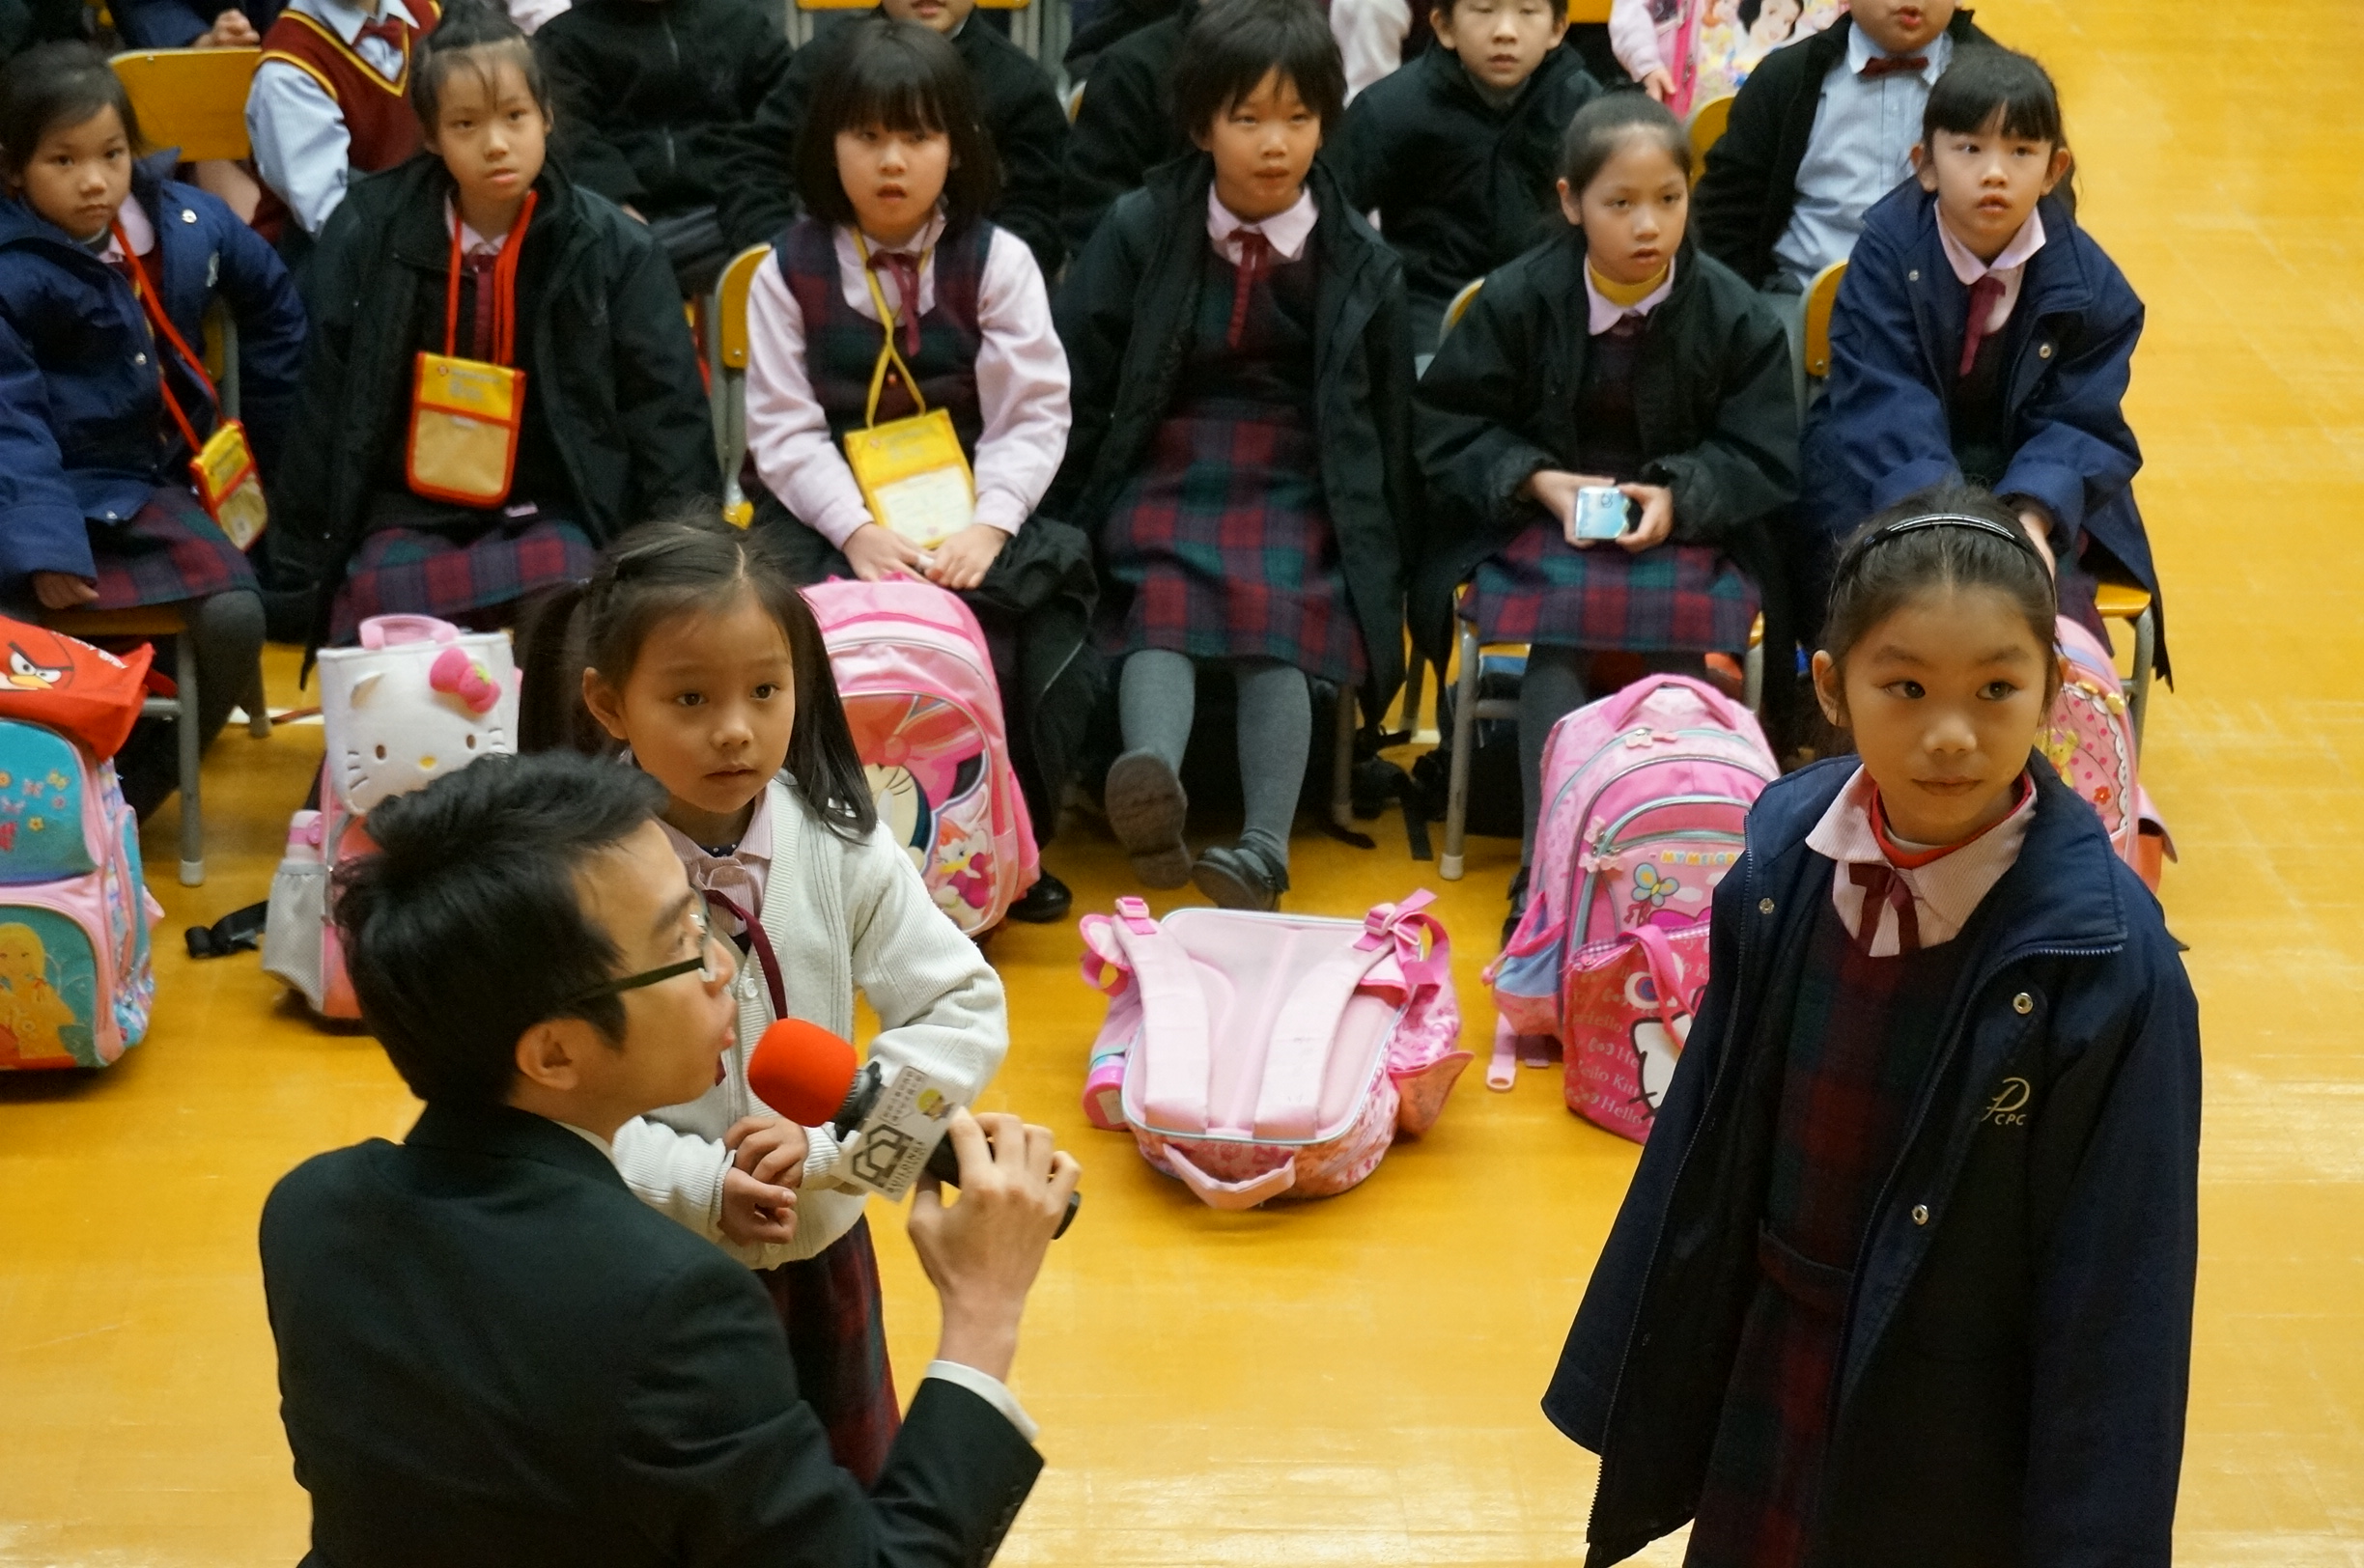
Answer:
[
  {"left": 867, "top": 249, "right": 924, "bottom": 356},
  {"left": 353, "top": 11, "right": 408, "bottom": 44},
  {"left": 1847, "top": 861, "right": 1922, "bottom": 954},
  {"left": 1859, "top": 53, "right": 1928, "bottom": 79}
]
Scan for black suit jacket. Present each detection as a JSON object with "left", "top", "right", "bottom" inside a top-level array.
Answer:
[
  {"left": 261, "top": 1103, "right": 1040, "bottom": 1567},
  {"left": 1691, "top": 11, "right": 1994, "bottom": 290}
]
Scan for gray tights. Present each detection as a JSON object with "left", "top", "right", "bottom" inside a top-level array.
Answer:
[{"left": 1118, "top": 649, "right": 1309, "bottom": 871}]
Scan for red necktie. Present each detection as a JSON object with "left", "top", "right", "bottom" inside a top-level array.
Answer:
[
  {"left": 1859, "top": 53, "right": 1927, "bottom": 79},
  {"left": 1957, "top": 272, "right": 2006, "bottom": 378},
  {"left": 871, "top": 251, "right": 923, "bottom": 356},
  {"left": 463, "top": 248, "right": 499, "bottom": 359},
  {"left": 1847, "top": 862, "right": 1921, "bottom": 954},
  {"left": 1226, "top": 230, "right": 1272, "bottom": 351}
]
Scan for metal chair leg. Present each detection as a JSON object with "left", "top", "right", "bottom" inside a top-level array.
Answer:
[
  {"left": 1441, "top": 619, "right": 1480, "bottom": 880},
  {"left": 1331, "top": 682, "right": 1356, "bottom": 830},
  {"left": 176, "top": 630, "right": 203, "bottom": 886},
  {"left": 1742, "top": 639, "right": 1764, "bottom": 713},
  {"left": 2127, "top": 605, "right": 2155, "bottom": 749}
]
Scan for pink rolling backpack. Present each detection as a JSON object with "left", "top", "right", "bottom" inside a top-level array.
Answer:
[
  {"left": 1485, "top": 675, "right": 1777, "bottom": 1140},
  {"left": 2046, "top": 617, "right": 2171, "bottom": 891},
  {"left": 804, "top": 579, "right": 1038, "bottom": 937},
  {"left": 1077, "top": 894, "right": 1473, "bottom": 1209}
]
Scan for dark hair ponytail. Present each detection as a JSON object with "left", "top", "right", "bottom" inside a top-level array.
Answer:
[
  {"left": 0, "top": 42, "right": 143, "bottom": 182},
  {"left": 410, "top": 0, "right": 549, "bottom": 131},
  {"left": 514, "top": 513, "right": 879, "bottom": 841},
  {"left": 1558, "top": 91, "right": 1690, "bottom": 196}
]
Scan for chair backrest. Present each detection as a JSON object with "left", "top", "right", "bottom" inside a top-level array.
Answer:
[
  {"left": 1566, "top": 0, "right": 1612, "bottom": 20},
  {"left": 1441, "top": 277, "right": 1484, "bottom": 340},
  {"left": 1687, "top": 92, "right": 1735, "bottom": 178},
  {"left": 709, "top": 243, "right": 774, "bottom": 524},
  {"left": 112, "top": 47, "right": 259, "bottom": 162},
  {"left": 1802, "top": 258, "right": 1846, "bottom": 379}
]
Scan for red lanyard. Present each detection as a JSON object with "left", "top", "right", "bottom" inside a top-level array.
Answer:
[
  {"left": 444, "top": 190, "right": 537, "bottom": 365},
  {"left": 111, "top": 219, "right": 218, "bottom": 457}
]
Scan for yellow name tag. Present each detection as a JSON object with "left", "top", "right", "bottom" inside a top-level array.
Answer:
[
  {"left": 408, "top": 351, "right": 527, "bottom": 507},
  {"left": 189, "top": 419, "right": 267, "bottom": 551},
  {"left": 842, "top": 408, "right": 975, "bottom": 550}
]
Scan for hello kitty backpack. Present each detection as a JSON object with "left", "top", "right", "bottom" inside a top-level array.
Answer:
[
  {"left": 1076, "top": 894, "right": 1472, "bottom": 1209},
  {"left": 1484, "top": 676, "right": 1776, "bottom": 1124},
  {"left": 0, "top": 627, "right": 163, "bottom": 1070},
  {"left": 804, "top": 578, "right": 1038, "bottom": 936},
  {"left": 263, "top": 616, "right": 519, "bottom": 1019}
]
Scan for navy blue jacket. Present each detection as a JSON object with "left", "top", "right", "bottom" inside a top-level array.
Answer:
[
  {"left": 1801, "top": 184, "right": 2165, "bottom": 677},
  {"left": 1546, "top": 757, "right": 2199, "bottom": 1567},
  {"left": 0, "top": 161, "right": 305, "bottom": 587}
]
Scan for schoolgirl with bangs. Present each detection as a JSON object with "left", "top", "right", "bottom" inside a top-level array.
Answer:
[{"left": 742, "top": 14, "right": 1092, "bottom": 922}]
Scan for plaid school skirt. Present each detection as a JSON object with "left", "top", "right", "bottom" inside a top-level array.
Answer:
[
  {"left": 328, "top": 500, "right": 596, "bottom": 643},
  {"left": 89, "top": 485, "right": 257, "bottom": 609},
  {"left": 1098, "top": 402, "right": 1366, "bottom": 686},
  {"left": 756, "top": 1217, "right": 901, "bottom": 1487},
  {"left": 1471, "top": 520, "right": 1757, "bottom": 654}
]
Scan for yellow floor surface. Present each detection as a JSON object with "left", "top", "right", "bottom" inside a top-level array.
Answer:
[{"left": 6, "top": 0, "right": 2363, "bottom": 1559}]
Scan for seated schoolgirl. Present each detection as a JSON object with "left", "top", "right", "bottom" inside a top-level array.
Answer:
[
  {"left": 271, "top": 0, "right": 718, "bottom": 646},
  {"left": 1416, "top": 92, "right": 1796, "bottom": 935},
  {"left": 0, "top": 42, "right": 303, "bottom": 815},
  {"left": 1802, "top": 47, "right": 2162, "bottom": 674},
  {"left": 741, "top": 16, "right": 1092, "bottom": 924},
  {"left": 1052, "top": 0, "right": 1416, "bottom": 911},
  {"left": 1545, "top": 487, "right": 2199, "bottom": 1566}
]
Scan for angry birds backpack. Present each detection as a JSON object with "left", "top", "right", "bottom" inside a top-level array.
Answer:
[{"left": 263, "top": 616, "right": 518, "bottom": 1019}]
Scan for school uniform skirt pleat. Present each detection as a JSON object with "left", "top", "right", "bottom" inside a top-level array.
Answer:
[
  {"left": 1471, "top": 524, "right": 1759, "bottom": 654},
  {"left": 754, "top": 1217, "right": 901, "bottom": 1488},
  {"left": 328, "top": 509, "right": 597, "bottom": 642},
  {"left": 88, "top": 484, "right": 258, "bottom": 609}
]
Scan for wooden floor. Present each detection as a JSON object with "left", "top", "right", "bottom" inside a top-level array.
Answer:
[{"left": 6, "top": 0, "right": 2361, "bottom": 1559}]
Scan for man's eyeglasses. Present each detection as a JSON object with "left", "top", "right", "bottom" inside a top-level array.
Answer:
[{"left": 565, "top": 900, "right": 727, "bottom": 1006}]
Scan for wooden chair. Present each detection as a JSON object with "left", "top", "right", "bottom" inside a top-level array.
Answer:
[
  {"left": 42, "top": 607, "right": 208, "bottom": 885},
  {"left": 1687, "top": 91, "right": 1735, "bottom": 178},
  {"left": 2094, "top": 582, "right": 2157, "bottom": 745},
  {"left": 1566, "top": 0, "right": 1612, "bottom": 20},
  {"left": 110, "top": 47, "right": 259, "bottom": 162},
  {"left": 709, "top": 243, "right": 774, "bottom": 526},
  {"left": 1401, "top": 276, "right": 1490, "bottom": 732},
  {"left": 1794, "top": 256, "right": 1845, "bottom": 411}
]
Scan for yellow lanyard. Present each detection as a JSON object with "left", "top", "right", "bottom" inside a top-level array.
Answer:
[{"left": 853, "top": 231, "right": 936, "bottom": 429}]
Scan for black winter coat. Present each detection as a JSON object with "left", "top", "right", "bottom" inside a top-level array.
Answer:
[
  {"left": 535, "top": 0, "right": 794, "bottom": 219},
  {"left": 1547, "top": 757, "right": 2199, "bottom": 1567},
  {"left": 1052, "top": 154, "right": 1418, "bottom": 716},
  {"left": 275, "top": 156, "right": 718, "bottom": 615},
  {"left": 1057, "top": 0, "right": 1197, "bottom": 258},
  {"left": 716, "top": 12, "right": 1067, "bottom": 275},
  {"left": 1413, "top": 230, "right": 1798, "bottom": 666},
  {"left": 1332, "top": 41, "right": 1602, "bottom": 310},
  {"left": 1691, "top": 11, "right": 1995, "bottom": 289}
]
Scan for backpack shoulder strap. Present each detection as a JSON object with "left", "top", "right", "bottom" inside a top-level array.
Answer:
[
  {"left": 1254, "top": 894, "right": 1449, "bottom": 1140},
  {"left": 1086, "top": 898, "right": 1215, "bottom": 1133}
]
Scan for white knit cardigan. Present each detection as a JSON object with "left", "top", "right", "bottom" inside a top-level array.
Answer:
[{"left": 609, "top": 776, "right": 1007, "bottom": 1267}]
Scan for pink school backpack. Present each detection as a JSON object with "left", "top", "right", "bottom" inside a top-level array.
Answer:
[
  {"left": 2045, "top": 617, "right": 2171, "bottom": 891},
  {"left": 1484, "top": 676, "right": 1775, "bottom": 1131},
  {"left": 805, "top": 578, "right": 1038, "bottom": 936},
  {"left": 1076, "top": 894, "right": 1473, "bottom": 1210},
  {"left": 263, "top": 616, "right": 520, "bottom": 1020}
]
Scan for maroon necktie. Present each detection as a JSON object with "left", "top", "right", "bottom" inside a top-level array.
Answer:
[
  {"left": 871, "top": 250, "right": 923, "bottom": 356},
  {"left": 354, "top": 12, "right": 407, "bottom": 45},
  {"left": 1859, "top": 53, "right": 1927, "bottom": 79},
  {"left": 1226, "top": 229, "right": 1272, "bottom": 351},
  {"left": 463, "top": 248, "right": 499, "bottom": 359},
  {"left": 1957, "top": 272, "right": 2006, "bottom": 378},
  {"left": 1847, "top": 862, "right": 1922, "bottom": 954}
]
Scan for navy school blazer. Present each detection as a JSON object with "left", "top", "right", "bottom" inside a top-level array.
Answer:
[
  {"left": 1546, "top": 757, "right": 2200, "bottom": 1567},
  {"left": 1800, "top": 183, "right": 2166, "bottom": 677}
]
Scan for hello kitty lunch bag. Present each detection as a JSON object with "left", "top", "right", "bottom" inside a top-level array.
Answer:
[{"left": 263, "top": 615, "right": 518, "bottom": 1019}]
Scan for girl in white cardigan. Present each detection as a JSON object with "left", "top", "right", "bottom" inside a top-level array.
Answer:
[{"left": 519, "top": 515, "right": 1006, "bottom": 1484}]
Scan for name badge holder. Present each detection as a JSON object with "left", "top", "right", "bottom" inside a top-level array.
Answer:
[
  {"left": 407, "top": 193, "right": 537, "bottom": 508},
  {"left": 839, "top": 234, "right": 975, "bottom": 551},
  {"left": 113, "top": 221, "right": 268, "bottom": 550}
]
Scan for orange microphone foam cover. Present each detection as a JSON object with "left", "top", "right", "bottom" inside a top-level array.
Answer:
[{"left": 746, "top": 1019, "right": 861, "bottom": 1125}]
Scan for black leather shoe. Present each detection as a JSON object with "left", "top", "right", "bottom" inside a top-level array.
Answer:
[
  {"left": 1503, "top": 866, "right": 1532, "bottom": 949},
  {"left": 1006, "top": 869, "right": 1073, "bottom": 924},
  {"left": 1192, "top": 844, "right": 1289, "bottom": 911}
]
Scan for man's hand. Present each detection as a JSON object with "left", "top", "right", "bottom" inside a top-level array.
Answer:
[
  {"left": 1617, "top": 482, "right": 1674, "bottom": 552},
  {"left": 843, "top": 522, "right": 928, "bottom": 582},
  {"left": 193, "top": 8, "right": 259, "bottom": 45},
  {"left": 725, "top": 1114, "right": 810, "bottom": 1189},
  {"left": 907, "top": 1109, "right": 1081, "bottom": 1384},
  {"left": 1639, "top": 67, "right": 1675, "bottom": 102},
  {"left": 923, "top": 524, "right": 1006, "bottom": 592},
  {"left": 718, "top": 1164, "right": 798, "bottom": 1247},
  {"left": 32, "top": 572, "right": 98, "bottom": 610}
]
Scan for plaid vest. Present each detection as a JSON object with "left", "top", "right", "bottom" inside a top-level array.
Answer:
[{"left": 774, "top": 215, "right": 989, "bottom": 458}]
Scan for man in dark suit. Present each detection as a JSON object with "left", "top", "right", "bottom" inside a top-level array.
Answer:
[{"left": 259, "top": 750, "right": 1081, "bottom": 1567}]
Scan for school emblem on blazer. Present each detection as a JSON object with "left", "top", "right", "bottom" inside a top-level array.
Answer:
[{"left": 1981, "top": 1077, "right": 2033, "bottom": 1128}]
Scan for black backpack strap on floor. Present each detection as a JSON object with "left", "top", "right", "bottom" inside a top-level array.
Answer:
[{"left": 185, "top": 900, "right": 268, "bottom": 960}]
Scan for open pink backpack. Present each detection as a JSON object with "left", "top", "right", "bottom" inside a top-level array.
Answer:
[
  {"left": 1485, "top": 675, "right": 1776, "bottom": 1135},
  {"left": 805, "top": 579, "right": 1038, "bottom": 937},
  {"left": 2046, "top": 617, "right": 2171, "bottom": 891},
  {"left": 1077, "top": 894, "right": 1472, "bottom": 1210}
]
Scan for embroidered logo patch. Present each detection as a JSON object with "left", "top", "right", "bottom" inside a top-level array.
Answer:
[{"left": 1981, "top": 1077, "right": 2033, "bottom": 1128}]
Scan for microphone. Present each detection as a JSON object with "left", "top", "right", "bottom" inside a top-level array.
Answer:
[{"left": 747, "top": 1019, "right": 1077, "bottom": 1239}]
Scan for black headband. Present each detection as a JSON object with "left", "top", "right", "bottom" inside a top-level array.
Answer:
[{"left": 1836, "top": 511, "right": 2053, "bottom": 591}]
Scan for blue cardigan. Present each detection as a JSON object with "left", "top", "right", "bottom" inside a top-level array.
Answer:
[
  {"left": 1546, "top": 757, "right": 2200, "bottom": 1566},
  {"left": 1801, "top": 184, "right": 2163, "bottom": 676},
  {"left": 0, "top": 161, "right": 305, "bottom": 587}
]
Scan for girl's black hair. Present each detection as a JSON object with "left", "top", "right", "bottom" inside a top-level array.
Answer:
[
  {"left": 1924, "top": 46, "right": 2064, "bottom": 152},
  {"left": 1171, "top": 0, "right": 1346, "bottom": 141},
  {"left": 1819, "top": 482, "right": 2061, "bottom": 711},
  {"left": 0, "top": 42, "right": 143, "bottom": 182},
  {"left": 1558, "top": 91, "right": 1690, "bottom": 194},
  {"left": 516, "top": 514, "right": 880, "bottom": 842},
  {"left": 411, "top": 0, "right": 550, "bottom": 131},
  {"left": 793, "top": 17, "right": 999, "bottom": 235}
]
